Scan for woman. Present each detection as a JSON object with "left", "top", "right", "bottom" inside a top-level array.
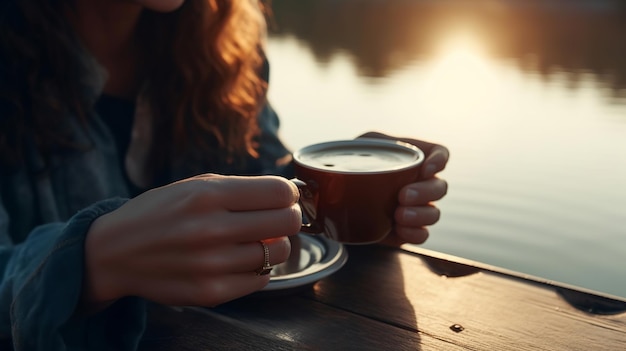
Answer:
[{"left": 0, "top": 0, "right": 449, "bottom": 350}]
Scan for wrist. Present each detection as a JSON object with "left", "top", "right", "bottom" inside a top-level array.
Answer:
[{"left": 81, "top": 212, "right": 126, "bottom": 310}]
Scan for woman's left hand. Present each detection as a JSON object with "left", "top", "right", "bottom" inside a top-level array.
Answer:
[{"left": 358, "top": 132, "right": 449, "bottom": 246}]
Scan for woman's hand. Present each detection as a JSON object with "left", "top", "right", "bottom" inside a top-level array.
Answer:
[
  {"left": 358, "top": 132, "right": 449, "bottom": 246},
  {"left": 83, "top": 175, "right": 301, "bottom": 308}
]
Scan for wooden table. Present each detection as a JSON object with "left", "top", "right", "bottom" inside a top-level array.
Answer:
[{"left": 139, "top": 245, "right": 626, "bottom": 350}]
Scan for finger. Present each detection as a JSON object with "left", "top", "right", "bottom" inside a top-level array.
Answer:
[
  {"left": 421, "top": 145, "right": 449, "bottom": 179},
  {"left": 198, "top": 272, "right": 270, "bottom": 306},
  {"left": 188, "top": 238, "right": 292, "bottom": 274},
  {"left": 207, "top": 237, "right": 292, "bottom": 274},
  {"left": 378, "top": 226, "right": 431, "bottom": 246},
  {"left": 378, "top": 234, "right": 405, "bottom": 247},
  {"left": 158, "top": 272, "right": 272, "bottom": 307},
  {"left": 398, "top": 178, "right": 448, "bottom": 206},
  {"left": 394, "top": 205, "right": 441, "bottom": 227},
  {"left": 191, "top": 174, "right": 300, "bottom": 211},
  {"left": 138, "top": 237, "right": 292, "bottom": 281},
  {"left": 394, "top": 226, "right": 430, "bottom": 245},
  {"left": 191, "top": 204, "right": 302, "bottom": 243}
]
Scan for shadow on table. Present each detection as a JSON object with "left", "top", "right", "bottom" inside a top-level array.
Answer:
[
  {"left": 141, "top": 240, "right": 423, "bottom": 350},
  {"left": 309, "top": 245, "right": 423, "bottom": 349},
  {"left": 206, "top": 245, "right": 424, "bottom": 349}
]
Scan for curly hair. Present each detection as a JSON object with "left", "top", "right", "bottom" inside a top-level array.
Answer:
[{"left": 0, "top": 0, "right": 268, "bottom": 177}]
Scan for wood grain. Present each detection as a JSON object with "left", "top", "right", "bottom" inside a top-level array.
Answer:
[{"left": 139, "top": 245, "right": 626, "bottom": 351}]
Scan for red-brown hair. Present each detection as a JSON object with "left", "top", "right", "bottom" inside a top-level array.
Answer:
[{"left": 0, "top": 0, "right": 268, "bottom": 178}]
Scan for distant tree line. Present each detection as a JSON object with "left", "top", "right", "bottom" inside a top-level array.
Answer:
[{"left": 269, "top": 0, "right": 626, "bottom": 99}]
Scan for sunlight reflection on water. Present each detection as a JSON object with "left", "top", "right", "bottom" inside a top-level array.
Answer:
[{"left": 266, "top": 0, "right": 626, "bottom": 298}]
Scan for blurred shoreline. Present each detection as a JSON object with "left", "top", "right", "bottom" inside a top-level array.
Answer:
[{"left": 269, "top": 0, "right": 626, "bottom": 98}]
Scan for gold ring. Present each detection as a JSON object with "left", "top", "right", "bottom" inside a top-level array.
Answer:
[{"left": 255, "top": 241, "right": 273, "bottom": 276}]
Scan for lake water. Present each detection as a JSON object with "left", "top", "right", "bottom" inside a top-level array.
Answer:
[{"left": 265, "top": 0, "right": 626, "bottom": 298}]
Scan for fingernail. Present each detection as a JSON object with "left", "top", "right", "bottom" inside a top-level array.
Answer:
[
  {"left": 403, "top": 208, "right": 418, "bottom": 222},
  {"left": 405, "top": 189, "right": 419, "bottom": 203}
]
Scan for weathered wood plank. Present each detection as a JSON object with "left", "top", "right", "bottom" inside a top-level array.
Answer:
[
  {"left": 309, "top": 245, "right": 626, "bottom": 351},
  {"left": 140, "top": 245, "right": 626, "bottom": 350},
  {"left": 142, "top": 299, "right": 464, "bottom": 351},
  {"left": 140, "top": 303, "right": 302, "bottom": 351}
]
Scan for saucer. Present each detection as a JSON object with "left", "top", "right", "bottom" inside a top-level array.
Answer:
[{"left": 262, "top": 233, "right": 348, "bottom": 292}]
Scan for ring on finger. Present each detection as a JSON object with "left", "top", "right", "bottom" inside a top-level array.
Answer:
[{"left": 255, "top": 241, "right": 273, "bottom": 276}]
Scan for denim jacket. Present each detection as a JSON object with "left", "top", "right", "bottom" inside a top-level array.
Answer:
[{"left": 0, "top": 48, "right": 293, "bottom": 350}]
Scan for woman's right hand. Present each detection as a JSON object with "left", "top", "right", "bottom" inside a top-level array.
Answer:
[{"left": 83, "top": 174, "right": 301, "bottom": 308}]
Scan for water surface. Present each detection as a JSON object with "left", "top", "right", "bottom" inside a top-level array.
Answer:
[{"left": 266, "top": 0, "right": 626, "bottom": 298}]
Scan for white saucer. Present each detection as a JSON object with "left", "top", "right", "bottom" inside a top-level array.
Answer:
[{"left": 262, "top": 233, "right": 348, "bottom": 292}]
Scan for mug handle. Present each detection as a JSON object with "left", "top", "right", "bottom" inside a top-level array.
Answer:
[{"left": 291, "top": 178, "right": 323, "bottom": 234}]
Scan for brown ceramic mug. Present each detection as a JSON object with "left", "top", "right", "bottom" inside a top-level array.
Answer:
[{"left": 292, "top": 138, "right": 425, "bottom": 244}]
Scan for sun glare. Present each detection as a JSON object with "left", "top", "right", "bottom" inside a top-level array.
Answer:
[{"left": 422, "top": 29, "right": 498, "bottom": 115}]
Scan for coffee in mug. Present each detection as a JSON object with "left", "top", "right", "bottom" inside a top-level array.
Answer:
[{"left": 292, "top": 138, "right": 425, "bottom": 244}]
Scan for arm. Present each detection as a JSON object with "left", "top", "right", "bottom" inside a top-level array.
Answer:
[
  {"left": 2, "top": 173, "right": 302, "bottom": 350},
  {"left": 82, "top": 174, "right": 298, "bottom": 308},
  {"left": 0, "top": 195, "right": 147, "bottom": 351}
]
